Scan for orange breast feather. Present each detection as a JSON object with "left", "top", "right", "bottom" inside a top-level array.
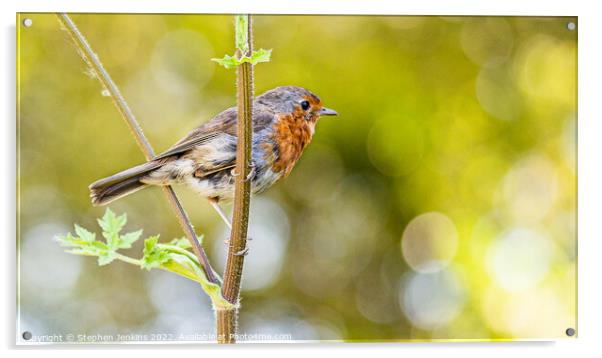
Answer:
[{"left": 270, "top": 113, "right": 313, "bottom": 176}]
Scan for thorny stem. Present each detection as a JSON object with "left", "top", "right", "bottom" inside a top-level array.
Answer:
[
  {"left": 56, "top": 13, "right": 218, "bottom": 284},
  {"left": 217, "top": 14, "right": 254, "bottom": 344}
]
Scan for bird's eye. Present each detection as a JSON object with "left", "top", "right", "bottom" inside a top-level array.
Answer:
[{"left": 300, "top": 100, "right": 310, "bottom": 111}]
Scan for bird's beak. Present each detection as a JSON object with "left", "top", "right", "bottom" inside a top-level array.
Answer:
[{"left": 320, "top": 107, "right": 338, "bottom": 116}]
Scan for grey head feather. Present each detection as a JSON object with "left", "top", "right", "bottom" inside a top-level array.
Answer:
[{"left": 256, "top": 86, "right": 321, "bottom": 113}]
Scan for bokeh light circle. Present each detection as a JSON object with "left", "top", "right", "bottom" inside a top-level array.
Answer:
[
  {"left": 401, "top": 212, "right": 458, "bottom": 273},
  {"left": 502, "top": 154, "right": 558, "bottom": 223},
  {"left": 514, "top": 35, "right": 576, "bottom": 102},
  {"left": 476, "top": 67, "right": 523, "bottom": 121},
  {"left": 486, "top": 228, "right": 553, "bottom": 291},
  {"left": 461, "top": 18, "right": 514, "bottom": 67},
  {"left": 400, "top": 269, "right": 465, "bottom": 330},
  {"left": 21, "top": 223, "right": 82, "bottom": 304},
  {"left": 213, "top": 198, "right": 290, "bottom": 292},
  {"left": 481, "top": 285, "right": 573, "bottom": 337}
]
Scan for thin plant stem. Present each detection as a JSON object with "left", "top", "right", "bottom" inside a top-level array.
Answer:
[
  {"left": 56, "top": 13, "right": 218, "bottom": 284},
  {"left": 113, "top": 253, "right": 143, "bottom": 266},
  {"left": 217, "top": 14, "right": 254, "bottom": 344},
  {"left": 113, "top": 253, "right": 207, "bottom": 287}
]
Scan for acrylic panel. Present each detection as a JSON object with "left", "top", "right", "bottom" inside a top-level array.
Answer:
[{"left": 16, "top": 13, "right": 577, "bottom": 343}]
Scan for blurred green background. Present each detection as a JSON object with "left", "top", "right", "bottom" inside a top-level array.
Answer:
[{"left": 17, "top": 14, "right": 576, "bottom": 342}]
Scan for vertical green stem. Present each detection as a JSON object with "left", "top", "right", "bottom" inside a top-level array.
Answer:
[{"left": 217, "top": 14, "right": 254, "bottom": 344}]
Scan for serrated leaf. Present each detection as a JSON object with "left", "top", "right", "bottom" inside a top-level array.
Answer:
[
  {"left": 66, "top": 248, "right": 97, "bottom": 256},
  {"left": 142, "top": 253, "right": 169, "bottom": 270},
  {"left": 98, "top": 251, "right": 117, "bottom": 266},
  {"left": 98, "top": 208, "right": 127, "bottom": 248},
  {"left": 211, "top": 54, "right": 239, "bottom": 69},
  {"left": 99, "top": 208, "right": 127, "bottom": 234},
  {"left": 74, "top": 224, "right": 96, "bottom": 242},
  {"left": 66, "top": 239, "right": 89, "bottom": 248},
  {"left": 97, "top": 208, "right": 115, "bottom": 232},
  {"left": 90, "top": 241, "right": 109, "bottom": 251},
  {"left": 142, "top": 235, "right": 170, "bottom": 270},
  {"left": 212, "top": 49, "right": 272, "bottom": 69},
  {"left": 55, "top": 233, "right": 76, "bottom": 246},
  {"left": 118, "top": 229, "right": 143, "bottom": 249},
  {"left": 56, "top": 233, "right": 96, "bottom": 252},
  {"left": 144, "top": 235, "right": 159, "bottom": 253},
  {"left": 248, "top": 48, "right": 272, "bottom": 65},
  {"left": 54, "top": 209, "right": 232, "bottom": 308}
]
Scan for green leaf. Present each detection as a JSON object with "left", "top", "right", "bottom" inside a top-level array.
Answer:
[
  {"left": 141, "top": 235, "right": 170, "bottom": 270},
  {"left": 55, "top": 232, "right": 77, "bottom": 247},
  {"left": 144, "top": 235, "right": 159, "bottom": 253},
  {"left": 65, "top": 248, "right": 96, "bottom": 256},
  {"left": 74, "top": 224, "right": 96, "bottom": 242},
  {"left": 118, "top": 229, "right": 143, "bottom": 249},
  {"left": 98, "top": 250, "right": 117, "bottom": 266},
  {"left": 248, "top": 48, "right": 272, "bottom": 65},
  {"left": 98, "top": 208, "right": 122, "bottom": 230},
  {"left": 212, "top": 49, "right": 272, "bottom": 69},
  {"left": 164, "top": 253, "right": 233, "bottom": 309},
  {"left": 54, "top": 209, "right": 234, "bottom": 309},
  {"left": 56, "top": 232, "right": 98, "bottom": 254},
  {"left": 97, "top": 208, "right": 128, "bottom": 249},
  {"left": 90, "top": 241, "right": 109, "bottom": 251},
  {"left": 211, "top": 54, "right": 239, "bottom": 69}
]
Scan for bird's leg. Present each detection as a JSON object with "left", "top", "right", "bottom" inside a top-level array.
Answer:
[{"left": 207, "top": 197, "right": 232, "bottom": 230}]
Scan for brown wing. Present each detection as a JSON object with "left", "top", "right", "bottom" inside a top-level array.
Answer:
[
  {"left": 153, "top": 108, "right": 237, "bottom": 160},
  {"left": 153, "top": 104, "right": 276, "bottom": 161}
]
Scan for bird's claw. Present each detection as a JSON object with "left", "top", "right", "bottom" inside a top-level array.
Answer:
[
  {"left": 245, "top": 165, "right": 256, "bottom": 182},
  {"left": 234, "top": 247, "right": 249, "bottom": 256},
  {"left": 231, "top": 162, "right": 255, "bottom": 181}
]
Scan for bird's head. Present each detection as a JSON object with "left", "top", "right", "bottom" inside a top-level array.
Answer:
[{"left": 258, "top": 86, "right": 338, "bottom": 126}]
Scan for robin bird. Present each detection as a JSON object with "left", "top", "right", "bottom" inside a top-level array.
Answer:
[{"left": 89, "top": 86, "right": 337, "bottom": 226}]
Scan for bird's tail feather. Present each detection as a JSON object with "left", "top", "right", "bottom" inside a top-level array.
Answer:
[
  {"left": 89, "top": 158, "right": 172, "bottom": 206},
  {"left": 90, "top": 177, "right": 148, "bottom": 206}
]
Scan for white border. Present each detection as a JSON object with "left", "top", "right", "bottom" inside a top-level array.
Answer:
[
  {"left": 3, "top": 0, "right": 601, "bottom": 357},
  {"left": 8, "top": 0, "right": 581, "bottom": 16}
]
